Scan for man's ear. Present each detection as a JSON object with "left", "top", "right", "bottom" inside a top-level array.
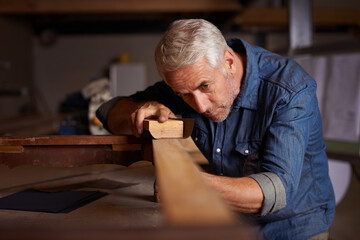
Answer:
[{"left": 224, "top": 50, "right": 236, "bottom": 74}]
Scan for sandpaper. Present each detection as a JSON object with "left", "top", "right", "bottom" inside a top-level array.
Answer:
[{"left": 0, "top": 189, "right": 107, "bottom": 213}]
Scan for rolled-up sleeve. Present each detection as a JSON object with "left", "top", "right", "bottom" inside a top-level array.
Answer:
[
  {"left": 96, "top": 96, "right": 125, "bottom": 131},
  {"left": 249, "top": 172, "right": 286, "bottom": 216}
]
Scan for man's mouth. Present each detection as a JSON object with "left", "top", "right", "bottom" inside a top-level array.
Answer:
[{"left": 204, "top": 108, "right": 218, "bottom": 118}]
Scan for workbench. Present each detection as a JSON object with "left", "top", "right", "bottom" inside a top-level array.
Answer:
[{"left": 0, "top": 130, "right": 257, "bottom": 239}]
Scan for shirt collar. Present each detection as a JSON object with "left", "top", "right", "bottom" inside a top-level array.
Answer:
[{"left": 227, "top": 38, "right": 259, "bottom": 111}]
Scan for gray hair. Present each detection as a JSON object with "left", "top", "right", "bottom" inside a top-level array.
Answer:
[{"left": 155, "top": 19, "right": 231, "bottom": 80}]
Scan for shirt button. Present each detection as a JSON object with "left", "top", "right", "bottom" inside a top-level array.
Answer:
[
  {"left": 244, "top": 149, "right": 249, "bottom": 154},
  {"left": 216, "top": 148, "right": 221, "bottom": 153}
]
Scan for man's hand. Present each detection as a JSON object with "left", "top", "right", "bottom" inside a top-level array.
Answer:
[
  {"left": 129, "top": 101, "right": 176, "bottom": 137},
  {"left": 107, "top": 98, "right": 175, "bottom": 136}
]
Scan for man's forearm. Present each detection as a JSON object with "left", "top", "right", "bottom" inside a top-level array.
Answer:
[
  {"left": 107, "top": 98, "right": 143, "bottom": 135},
  {"left": 202, "top": 173, "right": 264, "bottom": 214}
]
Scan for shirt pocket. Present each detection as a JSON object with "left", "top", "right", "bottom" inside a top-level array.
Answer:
[{"left": 235, "top": 140, "right": 262, "bottom": 176}]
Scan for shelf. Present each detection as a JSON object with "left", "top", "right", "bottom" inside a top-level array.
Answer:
[
  {"left": 233, "top": 8, "right": 360, "bottom": 29},
  {"left": 0, "top": 0, "right": 242, "bottom": 14}
]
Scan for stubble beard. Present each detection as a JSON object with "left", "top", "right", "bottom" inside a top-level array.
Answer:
[{"left": 204, "top": 75, "right": 238, "bottom": 122}]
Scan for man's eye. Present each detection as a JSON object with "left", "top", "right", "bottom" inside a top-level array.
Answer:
[
  {"left": 178, "top": 93, "right": 189, "bottom": 98},
  {"left": 201, "top": 84, "right": 210, "bottom": 90}
]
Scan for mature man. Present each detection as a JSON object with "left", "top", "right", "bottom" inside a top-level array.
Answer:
[{"left": 96, "top": 19, "right": 335, "bottom": 239}]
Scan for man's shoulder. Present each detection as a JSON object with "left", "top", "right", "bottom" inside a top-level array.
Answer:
[
  {"left": 228, "top": 38, "right": 315, "bottom": 94},
  {"left": 257, "top": 54, "right": 316, "bottom": 94}
]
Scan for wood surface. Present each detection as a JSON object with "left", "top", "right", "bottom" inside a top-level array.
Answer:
[
  {"left": 152, "top": 138, "right": 235, "bottom": 226},
  {"left": 143, "top": 118, "right": 194, "bottom": 139},
  {"left": 176, "top": 137, "right": 209, "bottom": 165},
  {"left": 143, "top": 119, "right": 182, "bottom": 139}
]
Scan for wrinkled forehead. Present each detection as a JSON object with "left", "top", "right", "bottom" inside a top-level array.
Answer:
[
  {"left": 164, "top": 58, "right": 223, "bottom": 92},
  {"left": 163, "top": 57, "right": 208, "bottom": 80},
  {"left": 163, "top": 66, "right": 200, "bottom": 92}
]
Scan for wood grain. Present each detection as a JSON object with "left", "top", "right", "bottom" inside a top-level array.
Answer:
[
  {"left": 144, "top": 119, "right": 183, "bottom": 139},
  {"left": 143, "top": 119, "right": 194, "bottom": 139},
  {"left": 176, "top": 137, "right": 209, "bottom": 165},
  {"left": 152, "top": 138, "right": 235, "bottom": 226}
]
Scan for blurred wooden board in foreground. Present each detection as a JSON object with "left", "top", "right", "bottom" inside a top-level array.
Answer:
[{"left": 153, "top": 138, "right": 235, "bottom": 226}]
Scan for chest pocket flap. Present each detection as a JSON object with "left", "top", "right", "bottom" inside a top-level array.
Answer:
[{"left": 235, "top": 140, "right": 261, "bottom": 156}]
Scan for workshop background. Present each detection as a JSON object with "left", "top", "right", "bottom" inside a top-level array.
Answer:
[{"left": 0, "top": 0, "right": 359, "bottom": 239}]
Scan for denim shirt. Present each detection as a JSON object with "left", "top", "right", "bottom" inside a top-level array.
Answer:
[{"left": 96, "top": 38, "right": 335, "bottom": 239}]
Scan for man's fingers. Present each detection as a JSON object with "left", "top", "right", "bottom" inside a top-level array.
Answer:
[
  {"left": 157, "top": 108, "right": 172, "bottom": 122},
  {"left": 135, "top": 108, "right": 146, "bottom": 136},
  {"left": 128, "top": 101, "right": 176, "bottom": 137},
  {"left": 169, "top": 112, "right": 177, "bottom": 119},
  {"left": 129, "top": 111, "right": 140, "bottom": 137}
]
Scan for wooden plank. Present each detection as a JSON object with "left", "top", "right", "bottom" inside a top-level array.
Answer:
[
  {"left": 143, "top": 118, "right": 194, "bottom": 139},
  {"left": 152, "top": 138, "right": 235, "bottom": 226},
  {"left": 176, "top": 137, "right": 209, "bottom": 165},
  {"left": 0, "top": 0, "right": 242, "bottom": 13}
]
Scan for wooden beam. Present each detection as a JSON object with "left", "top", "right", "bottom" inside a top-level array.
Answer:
[
  {"left": 152, "top": 138, "right": 235, "bottom": 226},
  {"left": 0, "top": 0, "right": 242, "bottom": 14},
  {"left": 176, "top": 137, "right": 209, "bottom": 165}
]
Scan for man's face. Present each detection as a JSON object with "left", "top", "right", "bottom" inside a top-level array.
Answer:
[{"left": 164, "top": 57, "right": 239, "bottom": 122}]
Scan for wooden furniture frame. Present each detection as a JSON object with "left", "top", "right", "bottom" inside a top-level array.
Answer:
[{"left": 0, "top": 135, "right": 152, "bottom": 168}]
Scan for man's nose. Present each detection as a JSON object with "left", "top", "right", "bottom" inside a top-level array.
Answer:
[{"left": 192, "top": 93, "right": 207, "bottom": 113}]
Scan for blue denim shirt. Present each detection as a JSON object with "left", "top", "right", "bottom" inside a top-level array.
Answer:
[{"left": 96, "top": 38, "right": 335, "bottom": 239}]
